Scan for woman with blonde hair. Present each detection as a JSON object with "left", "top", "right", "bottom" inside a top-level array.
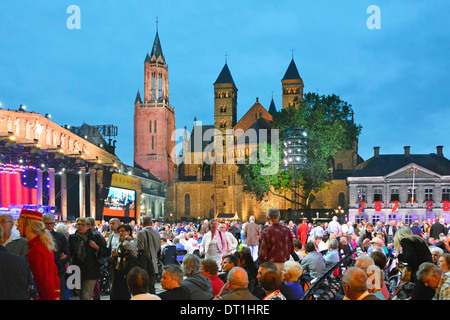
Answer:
[
  {"left": 393, "top": 226, "right": 434, "bottom": 300},
  {"left": 17, "top": 210, "right": 60, "bottom": 300}
]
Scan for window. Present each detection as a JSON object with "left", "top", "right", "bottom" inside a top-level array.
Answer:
[
  {"left": 151, "top": 85, "right": 156, "bottom": 100},
  {"left": 336, "top": 163, "right": 343, "bottom": 170},
  {"left": 371, "top": 214, "right": 382, "bottom": 225},
  {"left": 154, "top": 120, "right": 157, "bottom": 133},
  {"left": 220, "top": 121, "right": 226, "bottom": 128},
  {"left": 151, "top": 72, "right": 155, "bottom": 84},
  {"left": 158, "top": 74, "right": 163, "bottom": 99},
  {"left": 390, "top": 188, "right": 400, "bottom": 202},
  {"left": 220, "top": 105, "right": 227, "bottom": 113},
  {"left": 407, "top": 188, "right": 417, "bottom": 202},
  {"left": 424, "top": 188, "right": 433, "bottom": 201},
  {"left": 373, "top": 187, "right": 383, "bottom": 202},
  {"left": 443, "top": 188, "right": 450, "bottom": 201},
  {"left": 185, "top": 194, "right": 190, "bottom": 216},
  {"left": 152, "top": 136, "right": 154, "bottom": 150},
  {"left": 149, "top": 121, "right": 152, "bottom": 133},
  {"left": 357, "top": 187, "right": 367, "bottom": 202},
  {"left": 405, "top": 214, "right": 414, "bottom": 226}
]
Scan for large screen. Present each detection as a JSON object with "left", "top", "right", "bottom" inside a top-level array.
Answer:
[{"left": 103, "top": 186, "right": 136, "bottom": 218}]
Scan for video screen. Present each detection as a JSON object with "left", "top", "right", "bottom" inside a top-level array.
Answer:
[{"left": 103, "top": 186, "right": 136, "bottom": 218}]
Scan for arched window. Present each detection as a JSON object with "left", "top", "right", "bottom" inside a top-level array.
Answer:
[
  {"left": 338, "top": 192, "right": 345, "bottom": 208},
  {"left": 185, "top": 194, "right": 191, "bottom": 216}
]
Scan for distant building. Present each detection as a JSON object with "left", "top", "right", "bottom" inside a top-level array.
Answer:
[
  {"left": 165, "top": 58, "right": 361, "bottom": 223},
  {"left": 348, "top": 146, "right": 450, "bottom": 225}
]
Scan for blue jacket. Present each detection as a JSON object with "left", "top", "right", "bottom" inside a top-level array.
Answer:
[{"left": 0, "top": 246, "right": 33, "bottom": 300}]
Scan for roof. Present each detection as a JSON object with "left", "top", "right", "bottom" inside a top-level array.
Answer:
[
  {"left": 351, "top": 154, "right": 450, "bottom": 177},
  {"left": 126, "top": 163, "right": 162, "bottom": 182},
  {"left": 188, "top": 124, "right": 215, "bottom": 153},
  {"left": 268, "top": 97, "right": 277, "bottom": 116},
  {"left": 236, "top": 118, "right": 273, "bottom": 146},
  {"left": 282, "top": 58, "right": 302, "bottom": 81},
  {"left": 135, "top": 90, "right": 142, "bottom": 103},
  {"left": 145, "top": 31, "right": 165, "bottom": 62},
  {"left": 214, "top": 63, "right": 235, "bottom": 85}
]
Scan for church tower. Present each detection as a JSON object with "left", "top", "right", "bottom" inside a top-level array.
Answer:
[
  {"left": 281, "top": 58, "right": 304, "bottom": 109},
  {"left": 134, "top": 27, "right": 175, "bottom": 186},
  {"left": 214, "top": 62, "right": 237, "bottom": 135}
]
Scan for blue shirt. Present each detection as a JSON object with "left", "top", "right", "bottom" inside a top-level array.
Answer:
[{"left": 285, "top": 281, "right": 304, "bottom": 300}]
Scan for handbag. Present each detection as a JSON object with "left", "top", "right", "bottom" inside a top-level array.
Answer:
[{"left": 397, "top": 261, "right": 412, "bottom": 282}]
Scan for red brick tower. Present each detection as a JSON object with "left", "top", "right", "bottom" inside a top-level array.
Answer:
[{"left": 134, "top": 29, "right": 175, "bottom": 186}]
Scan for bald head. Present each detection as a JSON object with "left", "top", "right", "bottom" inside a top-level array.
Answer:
[
  {"left": 227, "top": 267, "right": 249, "bottom": 289},
  {"left": 342, "top": 267, "right": 368, "bottom": 299},
  {"left": 355, "top": 256, "right": 375, "bottom": 270}
]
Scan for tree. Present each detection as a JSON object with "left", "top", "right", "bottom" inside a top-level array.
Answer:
[{"left": 237, "top": 92, "right": 362, "bottom": 214}]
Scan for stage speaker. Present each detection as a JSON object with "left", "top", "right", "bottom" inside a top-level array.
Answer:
[{"left": 98, "top": 169, "right": 113, "bottom": 200}]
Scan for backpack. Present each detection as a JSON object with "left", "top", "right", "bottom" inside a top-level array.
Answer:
[{"left": 299, "top": 274, "right": 312, "bottom": 295}]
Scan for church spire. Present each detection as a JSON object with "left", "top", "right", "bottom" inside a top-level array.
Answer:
[
  {"left": 268, "top": 96, "right": 277, "bottom": 116},
  {"left": 135, "top": 89, "right": 142, "bottom": 104},
  {"left": 214, "top": 62, "right": 235, "bottom": 85}
]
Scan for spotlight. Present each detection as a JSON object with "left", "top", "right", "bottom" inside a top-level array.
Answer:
[
  {"left": 19, "top": 105, "right": 26, "bottom": 111},
  {"left": 45, "top": 113, "right": 52, "bottom": 119}
]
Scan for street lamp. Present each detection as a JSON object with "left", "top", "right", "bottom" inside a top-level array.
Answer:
[{"left": 282, "top": 128, "right": 307, "bottom": 221}]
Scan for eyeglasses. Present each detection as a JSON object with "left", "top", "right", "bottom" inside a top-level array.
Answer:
[{"left": 76, "top": 224, "right": 87, "bottom": 227}]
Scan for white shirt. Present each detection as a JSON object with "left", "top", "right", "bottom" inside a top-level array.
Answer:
[{"left": 317, "top": 241, "right": 328, "bottom": 252}]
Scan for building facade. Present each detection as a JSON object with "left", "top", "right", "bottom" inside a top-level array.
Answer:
[
  {"left": 165, "top": 58, "right": 360, "bottom": 223},
  {"left": 348, "top": 146, "right": 450, "bottom": 225}
]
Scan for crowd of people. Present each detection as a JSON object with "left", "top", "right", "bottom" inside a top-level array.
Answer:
[{"left": 1, "top": 208, "right": 450, "bottom": 300}]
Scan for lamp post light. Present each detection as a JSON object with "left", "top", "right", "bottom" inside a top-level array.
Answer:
[{"left": 282, "top": 128, "right": 307, "bottom": 222}]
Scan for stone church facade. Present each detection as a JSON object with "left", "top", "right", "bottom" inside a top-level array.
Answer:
[{"left": 164, "top": 56, "right": 361, "bottom": 223}]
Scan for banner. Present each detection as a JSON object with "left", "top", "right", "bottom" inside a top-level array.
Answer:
[
  {"left": 425, "top": 201, "right": 434, "bottom": 213},
  {"left": 392, "top": 202, "right": 399, "bottom": 213},
  {"left": 443, "top": 201, "right": 450, "bottom": 212},
  {"left": 358, "top": 202, "right": 366, "bottom": 213},
  {"left": 374, "top": 201, "right": 382, "bottom": 212}
]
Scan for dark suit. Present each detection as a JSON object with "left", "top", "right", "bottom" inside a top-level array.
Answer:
[
  {"left": 51, "top": 230, "right": 70, "bottom": 300},
  {"left": 0, "top": 246, "right": 33, "bottom": 300}
]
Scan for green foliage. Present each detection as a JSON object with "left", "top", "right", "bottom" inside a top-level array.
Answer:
[{"left": 237, "top": 92, "right": 362, "bottom": 208}]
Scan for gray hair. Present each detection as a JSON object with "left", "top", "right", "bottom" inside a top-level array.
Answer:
[
  {"left": 42, "top": 213, "right": 55, "bottom": 222},
  {"left": 181, "top": 254, "right": 202, "bottom": 277},
  {"left": 329, "top": 239, "right": 339, "bottom": 250},
  {"left": 0, "top": 214, "right": 14, "bottom": 223},
  {"left": 267, "top": 208, "right": 280, "bottom": 221},
  {"left": 55, "top": 223, "right": 68, "bottom": 235},
  {"left": 430, "top": 246, "right": 444, "bottom": 256},
  {"left": 416, "top": 262, "right": 442, "bottom": 280},
  {"left": 162, "top": 264, "right": 184, "bottom": 284}
]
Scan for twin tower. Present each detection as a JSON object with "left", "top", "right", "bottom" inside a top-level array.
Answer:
[{"left": 134, "top": 30, "right": 304, "bottom": 186}]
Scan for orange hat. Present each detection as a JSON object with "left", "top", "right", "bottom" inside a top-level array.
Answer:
[{"left": 20, "top": 209, "right": 43, "bottom": 221}]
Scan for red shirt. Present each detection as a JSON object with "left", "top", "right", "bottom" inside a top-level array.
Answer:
[
  {"left": 208, "top": 274, "right": 225, "bottom": 296},
  {"left": 258, "top": 224, "right": 294, "bottom": 264},
  {"left": 26, "top": 236, "right": 60, "bottom": 300}
]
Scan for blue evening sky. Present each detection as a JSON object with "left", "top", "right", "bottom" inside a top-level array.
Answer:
[{"left": 0, "top": 1, "right": 449, "bottom": 167}]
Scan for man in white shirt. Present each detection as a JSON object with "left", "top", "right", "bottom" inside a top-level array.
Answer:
[
  {"left": 184, "top": 232, "right": 199, "bottom": 254},
  {"left": 108, "top": 218, "right": 121, "bottom": 253},
  {"left": 315, "top": 236, "right": 329, "bottom": 254},
  {"left": 327, "top": 216, "right": 341, "bottom": 234}
]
